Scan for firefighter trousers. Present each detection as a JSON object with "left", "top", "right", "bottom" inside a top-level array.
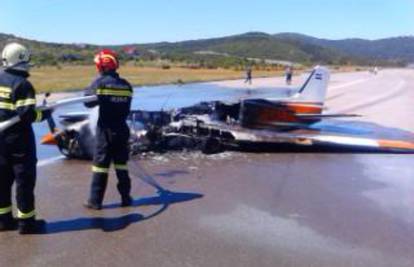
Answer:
[
  {"left": 0, "top": 129, "right": 37, "bottom": 221},
  {"left": 88, "top": 127, "right": 131, "bottom": 205}
]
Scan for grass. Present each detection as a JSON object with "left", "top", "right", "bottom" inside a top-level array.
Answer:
[{"left": 29, "top": 65, "right": 282, "bottom": 93}]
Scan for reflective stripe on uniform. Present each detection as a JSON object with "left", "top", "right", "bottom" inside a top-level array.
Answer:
[
  {"left": 0, "top": 92, "right": 11, "bottom": 99},
  {"left": 17, "top": 209, "right": 36, "bottom": 219},
  {"left": 0, "top": 102, "right": 15, "bottom": 110},
  {"left": 0, "top": 206, "right": 12, "bottom": 215},
  {"left": 0, "top": 86, "right": 11, "bottom": 94},
  {"left": 92, "top": 165, "right": 109, "bottom": 173},
  {"left": 15, "top": 98, "right": 36, "bottom": 108},
  {"left": 0, "top": 87, "right": 12, "bottom": 102},
  {"left": 35, "top": 109, "right": 43, "bottom": 122},
  {"left": 114, "top": 164, "right": 128, "bottom": 171},
  {"left": 96, "top": 89, "right": 132, "bottom": 97}
]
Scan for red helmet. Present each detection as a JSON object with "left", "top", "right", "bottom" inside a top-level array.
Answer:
[{"left": 94, "top": 49, "right": 119, "bottom": 72}]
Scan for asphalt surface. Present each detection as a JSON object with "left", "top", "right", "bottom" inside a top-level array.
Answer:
[{"left": 1, "top": 69, "right": 414, "bottom": 267}]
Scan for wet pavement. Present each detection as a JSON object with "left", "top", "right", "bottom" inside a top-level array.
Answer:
[{"left": 2, "top": 70, "right": 414, "bottom": 267}]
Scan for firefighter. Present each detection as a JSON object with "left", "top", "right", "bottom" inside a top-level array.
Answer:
[
  {"left": 0, "top": 43, "right": 51, "bottom": 234},
  {"left": 84, "top": 49, "right": 133, "bottom": 210}
]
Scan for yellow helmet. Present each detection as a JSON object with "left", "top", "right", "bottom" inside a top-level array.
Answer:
[{"left": 1, "top": 42, "right": 31, "bottom": 71}]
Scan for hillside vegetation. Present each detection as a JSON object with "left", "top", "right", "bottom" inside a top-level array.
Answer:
[{"left": 1, "top": 32, "right": 411, "bottom": 69}]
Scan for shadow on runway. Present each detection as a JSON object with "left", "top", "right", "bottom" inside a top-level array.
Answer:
[
  {"left": 154, "top": 170, "right": 190, "bottom": 178},
  {"left": 102, "top": 191, "right": 204, "bottom": 210},
  {"left": 37, "top": 191, "right": 202, "bottom": 235},
  {"left": 32, "top": 163, "right": 203, "bottom": 235},
  {"left": 43, "top": 213, "right": 143, "bottom": 234}
]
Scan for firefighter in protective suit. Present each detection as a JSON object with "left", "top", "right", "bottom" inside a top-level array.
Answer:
[
  {"left": 0, "top": 43, "right": 51, "bottom": 234},
  {"left": 84, "top": 49, "right": 133, "bottom": 210}
]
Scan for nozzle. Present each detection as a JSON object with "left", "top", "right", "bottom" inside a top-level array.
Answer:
[{"left": 41, "top": 132, "right": 59, "bottom": 145}]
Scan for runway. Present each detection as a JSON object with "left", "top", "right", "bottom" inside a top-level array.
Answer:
[{"left": 1, "top": 69, "right": 414, "bottom": 267}]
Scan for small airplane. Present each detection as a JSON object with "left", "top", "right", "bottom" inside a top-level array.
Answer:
[{"left": 40, "top": 66, "right": 414, "bottom": 159}]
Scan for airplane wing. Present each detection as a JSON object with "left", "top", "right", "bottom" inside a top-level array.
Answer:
[
  {"left": 0, "top": 95, "right": 97, "bottom": 132},
  {"left": 228, "top": 124, "right": 414, "bottom": 153}
]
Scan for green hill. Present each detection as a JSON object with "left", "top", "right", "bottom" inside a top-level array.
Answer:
[
  {"left": 0, "top": 33, "right": 99, "bottom": 65},
  {"left": 141, "top": 32, "right": 353, "bottom": 65},
  {"left": 273, "top": 33, "right": 414, "bottom": 65},
  {"left": 0, "top": 32, "right": 411, "bottom": 67}
]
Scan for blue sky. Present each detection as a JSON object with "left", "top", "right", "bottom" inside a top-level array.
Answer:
[{"left": 1, "top": 0, "right": 413, "bottom": 44}]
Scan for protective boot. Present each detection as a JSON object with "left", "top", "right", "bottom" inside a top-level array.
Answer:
[
  {"left": 0, "top": 213, "right": 17, "bottom": 231},
  {"left": 121, "top": 196, "right": 133, "bottom": 207},
  {"left": 85, "top": 173, "right": 108, "bottom": 210},
  {"left": 18, "top": 218, "right": 46, "bottom": 235},
  {"left": 116, "top": 169, "right": 132, "bottom": 207},
  {"left": 83, "top": 201, "right": 102, "bottom": 210}
]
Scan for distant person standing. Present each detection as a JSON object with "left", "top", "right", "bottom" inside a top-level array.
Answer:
[
  {"left": 244, "top": 66, "right": 253, "bottom": 85},
  {"left": 285, "top": 65, "right": 293, "bottom": 85}
]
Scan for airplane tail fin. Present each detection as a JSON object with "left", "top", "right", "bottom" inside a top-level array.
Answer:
[{"left": 294, "top": 66, "right": 330, "bottom": 103}]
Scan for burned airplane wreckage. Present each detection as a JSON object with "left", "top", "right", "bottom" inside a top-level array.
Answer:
[{"left": 41, "top": 67, "right": 414, "bottom": 159}]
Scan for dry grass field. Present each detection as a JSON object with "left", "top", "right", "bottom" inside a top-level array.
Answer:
[{"left": 29, "top": 65, "right": 282, "bottom": 92}]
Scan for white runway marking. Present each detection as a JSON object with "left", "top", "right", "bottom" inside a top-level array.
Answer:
[{"left": 37, "top": 155, "right": 65, "bottom": 167}]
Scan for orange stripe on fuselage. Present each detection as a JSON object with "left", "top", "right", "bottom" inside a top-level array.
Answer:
[
  {"left": 285, "top": 103, "right": 323, "bottom": 114},
  {"left": 257, "top": 109, "right": 298, "bottom": 122},
  {"left": 247, "top": 101, "right": 324, "bottom": 125},
  {"left": 378, "top": 140, "right": 414, "bottom": 150},
  {"left": 254, "top": 102, "right": 323, "bottom": 123}
]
